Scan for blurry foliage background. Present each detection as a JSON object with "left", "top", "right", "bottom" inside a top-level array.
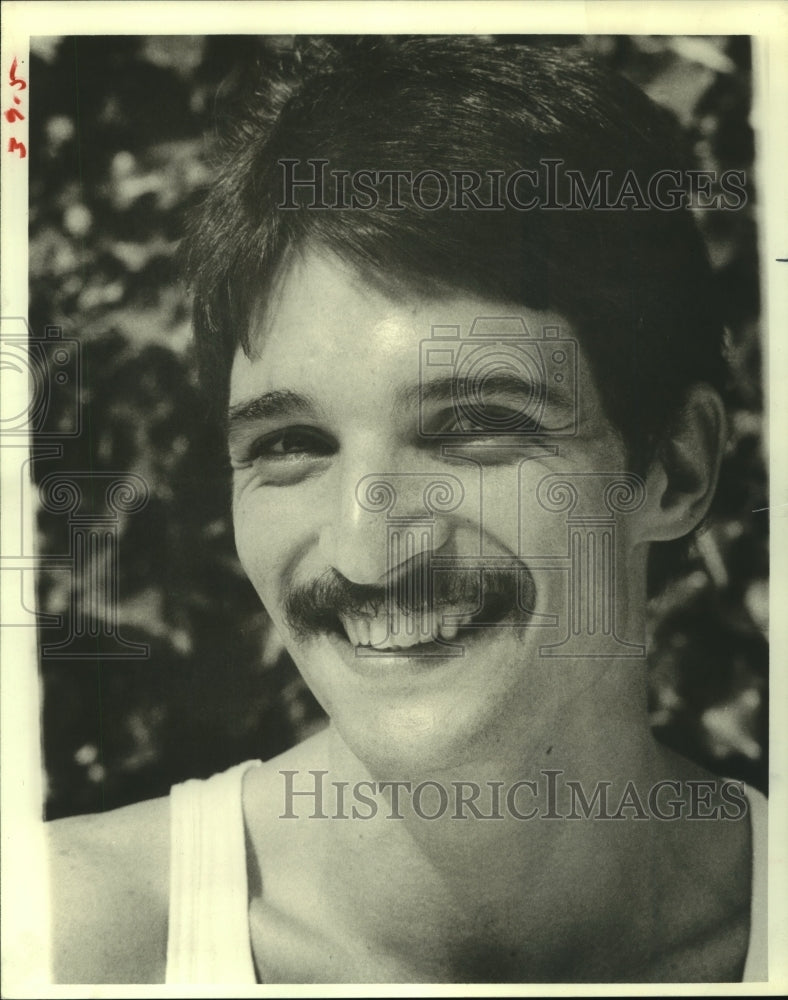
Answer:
[{"left": 28, "top": 35, "right": 767, "bottom": 819}]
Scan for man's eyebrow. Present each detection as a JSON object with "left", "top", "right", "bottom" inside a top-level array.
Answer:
[
  {"left": 227, "top": 389, "right": 318, "bottom": 429},
  {"left": 401, "top": 373, "right": 571, "bottom": 408}
]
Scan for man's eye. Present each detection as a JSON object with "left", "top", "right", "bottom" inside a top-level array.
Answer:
[
  {"left": 246, "top": 426, "right": 335, "bottom": 462},
  {"left": 432, "top": 406, "right": 542, "bottom": 436}
]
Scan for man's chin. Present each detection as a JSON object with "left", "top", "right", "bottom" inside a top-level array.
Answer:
[{"left": 288, "top": 624, "right": 541, "bottom": 777}]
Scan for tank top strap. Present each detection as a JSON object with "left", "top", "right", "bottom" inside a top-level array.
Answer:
[
  {"left": 742, "top": 782, "right": 768, "bottom": 982},
  {"left": 166, "top": 760, "right": 262, "bottom": 984}
]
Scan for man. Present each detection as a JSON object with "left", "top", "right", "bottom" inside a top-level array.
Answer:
[{"left": 48, "top": 37, "right": 765, "bottom": 983}]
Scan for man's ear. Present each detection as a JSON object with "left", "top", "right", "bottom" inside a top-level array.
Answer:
[{"left": 640, "top": 383, "right": 727, "bottom": 543}]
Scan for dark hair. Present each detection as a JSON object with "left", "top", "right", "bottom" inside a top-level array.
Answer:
[{"left": 184, "top": 36, "right": 729, "bottom": 586}]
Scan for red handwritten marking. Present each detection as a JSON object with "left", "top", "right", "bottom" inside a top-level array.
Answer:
[
  {"left": 9, "top": 58, "right": 26, "bottom": 89},
  {"left": 6, "top": 57, "right": 27, "bottom": 157}
]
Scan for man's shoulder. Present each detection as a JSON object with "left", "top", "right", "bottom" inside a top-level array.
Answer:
[{"left": 47, "top": 794, "right": 170, "bottom": 984}]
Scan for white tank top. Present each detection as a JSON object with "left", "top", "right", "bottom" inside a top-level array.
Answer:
[{"left": 165, "top": 760, "right": 768, "bottom": 984}]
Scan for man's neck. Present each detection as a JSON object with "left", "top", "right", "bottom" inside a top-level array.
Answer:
[
  {"left": 299, "top": 661, "right": 668, "bottom": 963},
  {"left": 249, "top": 657, "right": 747, "bottom": 981}
]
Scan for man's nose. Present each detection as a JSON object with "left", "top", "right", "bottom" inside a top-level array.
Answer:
[{"left": 318, "top": 466, "right": 459, "bottom": 586}]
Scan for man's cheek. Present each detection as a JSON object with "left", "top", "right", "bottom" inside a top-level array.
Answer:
[{"left": 234, "top": 522, "right": 276, "bottom": 602}]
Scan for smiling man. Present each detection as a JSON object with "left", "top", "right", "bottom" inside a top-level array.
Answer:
[
  {"left": 228, "top": 251, "right": 650, "bottom": 782},
  {"left": 48, "top": 37, "right": 766, "bottom": 984}
]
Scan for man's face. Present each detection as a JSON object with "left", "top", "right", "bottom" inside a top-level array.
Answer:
[{"left": 229, "top": 249, "right": 645, "bottom": 774}]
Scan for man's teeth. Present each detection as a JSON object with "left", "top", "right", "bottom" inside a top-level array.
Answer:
[
  {"left": 438, "top": 621, "right": 459, "bottom": 640},
  {"left": 339, "top": 611, "right": 465, "bottom": 649},
  {"left": 365, "top": 616, "right": 386, "bottom": 648},
  {"left": 341, "top": 617, "right": 370, "bottom": 647}
]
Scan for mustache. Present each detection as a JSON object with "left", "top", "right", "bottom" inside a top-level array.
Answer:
[{"left": 284, "top": 557, "right": 537, "bottom": 641}]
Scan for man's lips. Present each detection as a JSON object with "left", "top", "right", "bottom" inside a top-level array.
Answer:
[
  {"left": 337, "top": 591, "right": 520, "bottom": 653},
  {"left": 339, "top": 610, "right": 462, "bottom": 650}
]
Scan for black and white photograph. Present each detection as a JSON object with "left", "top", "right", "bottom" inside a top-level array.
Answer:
[{"left": 1, "top": 1, "right": 786, "bottom": 992}]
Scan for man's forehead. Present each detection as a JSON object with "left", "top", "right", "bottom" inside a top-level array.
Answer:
[
  {"left": 243, "top": 247, "right": 570, "bottom": 347},
  {"left": 230, "top": 248, "right": 588, "bottom": 409}
]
